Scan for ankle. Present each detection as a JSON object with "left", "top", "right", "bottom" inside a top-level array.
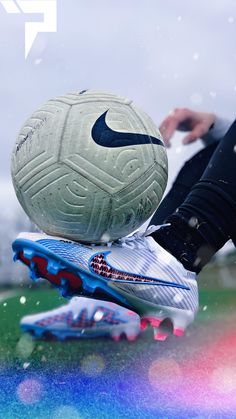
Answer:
[{"left": 151, "top": 216, "right": 216, "bottom": 273}]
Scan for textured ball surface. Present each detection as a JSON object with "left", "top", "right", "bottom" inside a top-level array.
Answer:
[{"left": 11, "top": 91, "right": 168, "bottom": 243}]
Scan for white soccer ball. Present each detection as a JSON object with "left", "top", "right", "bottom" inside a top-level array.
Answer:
[{"left": 11, "top": 91, "right": 168, "bottom": 243}]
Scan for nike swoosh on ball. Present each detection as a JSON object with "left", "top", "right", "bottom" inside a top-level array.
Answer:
[{"left": 91, "top": 110, "right": 164, "bottom": 148}]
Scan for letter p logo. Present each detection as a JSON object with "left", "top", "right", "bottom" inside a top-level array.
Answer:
[{"left": 0, "top": 0, "right": 57, "bottom": 59}]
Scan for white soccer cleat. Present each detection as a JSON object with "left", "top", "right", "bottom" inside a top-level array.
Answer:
[
  {"left": 13, "top": 226, "right": 199, "bottom": 341},
  {"left": 20, "top": 296, "right": 140, "bottom": 342}
]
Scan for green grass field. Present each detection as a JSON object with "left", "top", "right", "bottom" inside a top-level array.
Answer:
[{"left": 1, "top": 283, "right": 236, "bottom": 368}]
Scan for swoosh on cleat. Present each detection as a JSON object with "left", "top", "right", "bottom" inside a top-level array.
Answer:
[{"left": 89, "top": 252, "right": 189, "bottom": 290}]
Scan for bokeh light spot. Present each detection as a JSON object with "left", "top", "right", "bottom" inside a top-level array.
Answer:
[
  {"left": 52, "top": 405, "right": 82, "bottom": 419},
  {"left": 17, "top": 379, "right": 43, "bottom": 404},
  {"left": 148, "top": 358, "right": 183, "bottom": 391},
  {"left": 211, "top": 366, "right": 236, "bottom": 394},
  {"left": 228, "top": 16, "right": 234, "bottom": 23},
  {"left": 81, "top": 354, "right": 105, "bottom": 377},
  {"left": 193, "top": 52, "right": 200, "bottom": 60}
]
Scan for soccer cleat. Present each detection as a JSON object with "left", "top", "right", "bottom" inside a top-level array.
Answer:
[
  {"left": 13, "top": 227, "right": 199, "bottom": 341},
  {"left": 20, "top": 296, "right": 140, "bottom": 341}
]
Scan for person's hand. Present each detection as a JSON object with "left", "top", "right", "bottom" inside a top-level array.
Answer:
[{"left": 159, "top": 108, "right": 216, "bottom": 148}]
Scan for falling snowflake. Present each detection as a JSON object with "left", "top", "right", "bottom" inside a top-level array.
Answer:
[
  {"left": 34, "top": 58, "right": 43, "bottom": 66},
  {"left": 23, "top": 362, "right": 30, "bottom": 369},
  {"left": 190, "top": 93, "right": 203, "bottom": 105},
  {"left": 94, "top": 310, "right": 104, "bottom": 322},
  {"left": 193, "top": 52, "right": 200, "bottom": 61},
  {"left": 209, "top": 91, "right": 217, "bottom": 98},
  {"left": 20, "top": 296, "right": 26, "bottom": 305},
  {"left": 173, "top": 293, "right": 183, "bottom": 303},
  {"left": 175, "top": 147, "right": 182, "bottom": 154}
]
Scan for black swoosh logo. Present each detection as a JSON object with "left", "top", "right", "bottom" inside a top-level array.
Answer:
[{"left": 91, "top": 110, "right": 164, "bottom": 148}]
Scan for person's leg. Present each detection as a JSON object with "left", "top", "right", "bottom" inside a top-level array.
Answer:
[
  {"left": 151, "top": 142, "right": 219, "bottom": 225},
  {"left": 12, "top": 122, "right": 236, "bottom": 341},
  {"left": 152, "top": 120, "right": 236, "bottom": 273}
]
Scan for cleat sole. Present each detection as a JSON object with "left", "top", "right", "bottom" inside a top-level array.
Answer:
[
  {"left": 21, "top": 324, "right": 139, "bottom": 342},
  {"left": 110, "top": 285, "right": 195, "bottom": 341},
  {"left": 12, "top": 238, "right": 132, "bottom": 307}
]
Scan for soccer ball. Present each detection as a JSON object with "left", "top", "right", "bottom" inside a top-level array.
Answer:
[{"left": 11, "top": 91, "right": 168, "bottom": 243}]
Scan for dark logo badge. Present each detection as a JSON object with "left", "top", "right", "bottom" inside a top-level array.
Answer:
[{"left": 92, "top": 110, "right": 164, "bottom": 148}]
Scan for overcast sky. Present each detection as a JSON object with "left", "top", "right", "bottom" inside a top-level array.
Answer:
[{"left": 0, "top": 0, "right": 236, "bottom": 207}]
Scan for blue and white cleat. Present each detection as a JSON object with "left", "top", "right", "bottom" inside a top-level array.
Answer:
[
  {"left": 20, "top": 297, "right": 140, "bottom": 341},
  {"left": 13, "top": 227, "right": 199, "bottom": 341}
]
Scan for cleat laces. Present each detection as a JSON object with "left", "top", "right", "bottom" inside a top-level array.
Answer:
[{"left": 118, "top": 224, "right": 170, "bottom": 252}]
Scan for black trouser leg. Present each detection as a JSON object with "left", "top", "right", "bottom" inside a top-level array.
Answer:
[
  {"left": 152, "top": 121, "right": 236, "bottom": 273},
  {"left": 151, "top": 142, "right": 219, "bottom": 225}
]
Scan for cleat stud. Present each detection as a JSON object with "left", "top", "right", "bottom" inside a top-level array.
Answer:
[
  {"left": 59, "top": 288, "right": 68, "bottom": 298},
  {"left": 23, "top": 248, "right": 34, "bottom": 260},
  {"left": 140, "top": 319, "right": 147, "bottom": 331},
  {"left": 142, "top": 316, "right": 163, "bottom": 328},
  {"left": 47, "top": 260, "right": 61, "bottom": 275},
  {"left": 84, "top": 283, "right": 96, "bottom": 293},
  {"left": 29, "top": 268, "right": 40, "bottom": 282},
  {"left": 153, "top": 327, "right": 168, "bottom": 341},
  {"left": 60, "top": 278, "right": 67, "bottom": 287},
  {"left": 149, "top": 318, "right": 162, "bottom": 328},
  {"left": 80, "top": 273, "right": 96, "bottom": 293},
  {"left": 154, "top": 332, "right": 168, "bottom": 342},
  {"left": 13, "top": 252, "right": 19, "bottom": 262},
  {"left": 58, "top": 278, "right": 69, "bottom": 298},
  {"left": 55, "top": 333, "right": 65, "bottom": 341},
  {"left": 34, "top": 329, "right": 43, "bottom": 338},
  {"left": 111, "top": 334, "right": 120, "bottom": 342},
  {"left": 126, "top": 334, "right": 137, "bottom": 342},
  {"left": 173, "top": 328, "right": 185, "bottom": 337}
]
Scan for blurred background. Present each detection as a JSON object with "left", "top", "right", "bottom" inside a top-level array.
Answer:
[{"left": 0, "top": 0, "right": 236, "bottom": 283}]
